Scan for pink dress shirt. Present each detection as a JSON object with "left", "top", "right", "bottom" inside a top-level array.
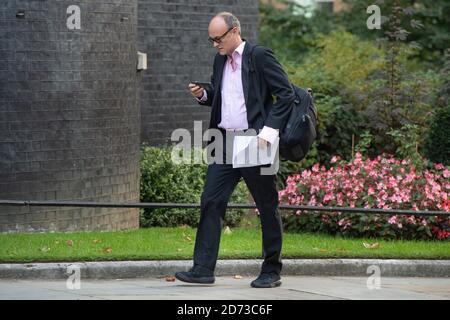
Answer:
[{"left": 199, "top": 42, "right": 278, "bottom": 144}]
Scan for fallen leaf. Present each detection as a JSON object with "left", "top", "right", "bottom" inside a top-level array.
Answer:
[
  {"left": 165, "top": 276, "right": 176, "bottom": 282},
  {"left": 102, "top": 247, "right": 113, "bottom": 254},
  {"left": 40, "top": 246, "right": 50, "bottom": 252},
  {"left": 54, "top": 241, "right": 60, "bottom": 245},
  {"left": 224, "top": 226, "right": 232, "bottom": 235},
  {"left": 92, "top": 239, "right": 102, "bottom": 244},
  {"left": 233, "top": 275, "right": 243, "bottom": 279},
  {"left": 66, "top": 240, "right": 73, "bottom": 247},
  {"left": 177, "top": 248, "right": 182, "bottom": 252},
  {"left": 363, "top": 242, "right": 380, "bottom": 249}
]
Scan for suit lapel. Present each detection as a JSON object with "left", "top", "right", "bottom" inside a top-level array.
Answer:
[
  {"left": 215, "top": 55, "right": 227, "bottom": 97},
  {"left": 211, "top": 54, "right": 226, "bottom": 127}
]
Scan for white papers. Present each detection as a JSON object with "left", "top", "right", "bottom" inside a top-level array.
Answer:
[{"left": 232, "top": 135, "right": 279, "bottom": 168}]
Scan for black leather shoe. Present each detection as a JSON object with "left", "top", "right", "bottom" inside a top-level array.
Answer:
[
  {"left": 250, "top": 273, "right": 281, "bottom": 288},
  {"left": 175, "top": 266, "right": 215, "bottom": 284}
]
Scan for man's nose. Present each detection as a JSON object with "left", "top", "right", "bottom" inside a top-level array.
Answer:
[{"left": 213, "top": 41, "right": 219, "bottom": 48}]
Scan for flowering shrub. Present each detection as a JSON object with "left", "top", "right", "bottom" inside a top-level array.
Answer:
[{"left": 279, "top": 153, "right": 450, "bottom": 240}]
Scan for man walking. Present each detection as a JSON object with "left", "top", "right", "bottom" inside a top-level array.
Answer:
[{"left": 175, "top": 12, "right": 295, "bottom": 288}]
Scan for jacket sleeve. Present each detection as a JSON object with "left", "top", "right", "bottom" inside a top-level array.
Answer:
[
  {"left": 197, "top": 55, "right": 219, "bottom": 107},
  {"left": 259, "top": 48, "right": 295, "bottom": 130},
  {"left": 197, "top": 73, "right": 214, "bottom": 106}
]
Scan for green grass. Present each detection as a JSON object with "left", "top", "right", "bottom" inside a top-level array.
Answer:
[{"left": 1, "top": 226, "right": 449, "bottom": 263}]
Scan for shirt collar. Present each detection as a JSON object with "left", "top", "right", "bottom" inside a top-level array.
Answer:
[{"left": 234, "top": 41, "right": 246, "bottom": 56}]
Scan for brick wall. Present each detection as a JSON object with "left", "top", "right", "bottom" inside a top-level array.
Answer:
[
  {"left": 138, "top": 0, "right": 260, "bottom": 145},
  {"left": 0, "top": 0, "right": 140, "bottom": 232},
  {"left": 0, "top": 0, "right": 260, "bottom": 233}
]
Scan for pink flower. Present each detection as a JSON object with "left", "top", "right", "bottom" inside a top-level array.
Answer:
[
  {"left": 323, "top": 192, "right": 334, "bottom": 203},
  {"left": 387, "top": 177, "right": 398, "bottom": 188},
  {"left": 376, "top": 182, "right": 385, "bottom": 190},
  {"left": 302, "top": 170, "right": 311, "bottom": 179},
  {"left": 331, "top": 155, "right": 341, "bottom": 163},
  {"left": 388, "top": 215, "right": 397, "bottom": 224},
  {"left": 336, "top": 193, "right": 343, "bottom": 206},
  {"left": 407, "top": 216, "right": 417, "bottom": 225},
  {"left": 310, "top": 184, "right": 320, "bottom": 195},
  {"left": 278, "top": 154, "right": 448, "bottom": 239},
  {"left": 354, "top": 152, "right": 363, "bottom": 165}
]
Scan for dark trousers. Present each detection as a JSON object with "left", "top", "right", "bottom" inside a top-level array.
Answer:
[{"left": 193, "top": 131, "right": 283, "bottom": 275}]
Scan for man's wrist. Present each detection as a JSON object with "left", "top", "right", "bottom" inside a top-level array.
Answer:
[
  {"left": 258, "top": 126, "right": 279, "bottom": 145},
  {"left": 196, "top": 90, "right": 207, "bottom": 102}
]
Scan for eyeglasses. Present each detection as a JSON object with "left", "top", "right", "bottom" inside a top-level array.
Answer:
[{"left": 208, "top": 27, "right": 235, "bottom": 44}]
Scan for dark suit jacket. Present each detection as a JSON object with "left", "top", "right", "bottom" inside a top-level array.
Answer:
[{"left": 198, "top": 41, "right": 295, "bottom": 132}]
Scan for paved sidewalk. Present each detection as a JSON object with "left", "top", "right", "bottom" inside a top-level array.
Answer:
[{"left": 1, "top": 276, "right": 449, "bottom": 300}]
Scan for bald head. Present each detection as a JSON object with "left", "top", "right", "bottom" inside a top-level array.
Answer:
[
  {"left": 212, "top": 12, "right": 241, "bottom": 33},
  {"left": 208, "top": 12, "right": 243, "bottom": 56}
]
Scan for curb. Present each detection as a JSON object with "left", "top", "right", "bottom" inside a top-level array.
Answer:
[{"left": 0, "top": 259, "right": 449, "bottom": 279}]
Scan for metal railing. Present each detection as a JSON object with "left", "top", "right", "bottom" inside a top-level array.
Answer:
[{"left": 1, "top": 200, "right": 449, "bottom": 217}]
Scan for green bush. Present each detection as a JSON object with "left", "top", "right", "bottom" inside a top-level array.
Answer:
[
  {"left": 336, "top": 0, "right": 450, "bottom": 67},
  {"left": 285, "top": 30, "right": 442, "bottom": 158},
  {"left": 258, "top": 1, "right": 335, "bottom": 63},
  {"left": 288, "top": 30, "right": 384, "bottom": 100},
  {"left": 283, "top": 30, "right": 381, "bottom": 162},
  {"left": 140, "top": 145, "right": 249, "bottom": 228},
  {"left": 363, "top": 67, "right": 443, "bottom": 154},
  {"left": 424, "top": 105, "right": 450, "bottom": 166},
  {"left": 313, "top": 94, "right": 366, "bottom": 163}
]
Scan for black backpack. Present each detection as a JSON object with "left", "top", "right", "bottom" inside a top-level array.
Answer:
[
  {"left": 249, "top": 46, "right": 318, "bottom": 162},
  {"left": 278, "top": 85, "right": 318, "bottom": 162}
]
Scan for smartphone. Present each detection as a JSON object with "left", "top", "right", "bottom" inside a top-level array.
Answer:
[{"left": 192, "top": 81, "right": 213, "bottom": 92}]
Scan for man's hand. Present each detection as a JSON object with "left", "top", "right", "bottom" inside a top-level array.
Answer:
[
  {"left": 188, "top": 83, "right": 205, "bottom": 99},
  {"left": 258, "top": 137, "right": 268, "bottom": 149}
]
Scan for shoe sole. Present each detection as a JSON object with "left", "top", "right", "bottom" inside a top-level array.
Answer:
[
  {"left": 175, "top": 273, "right": 215, "bottom": 284},
  {"left": 251, "top": 280, "right": 282, "bottom": 288}
]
